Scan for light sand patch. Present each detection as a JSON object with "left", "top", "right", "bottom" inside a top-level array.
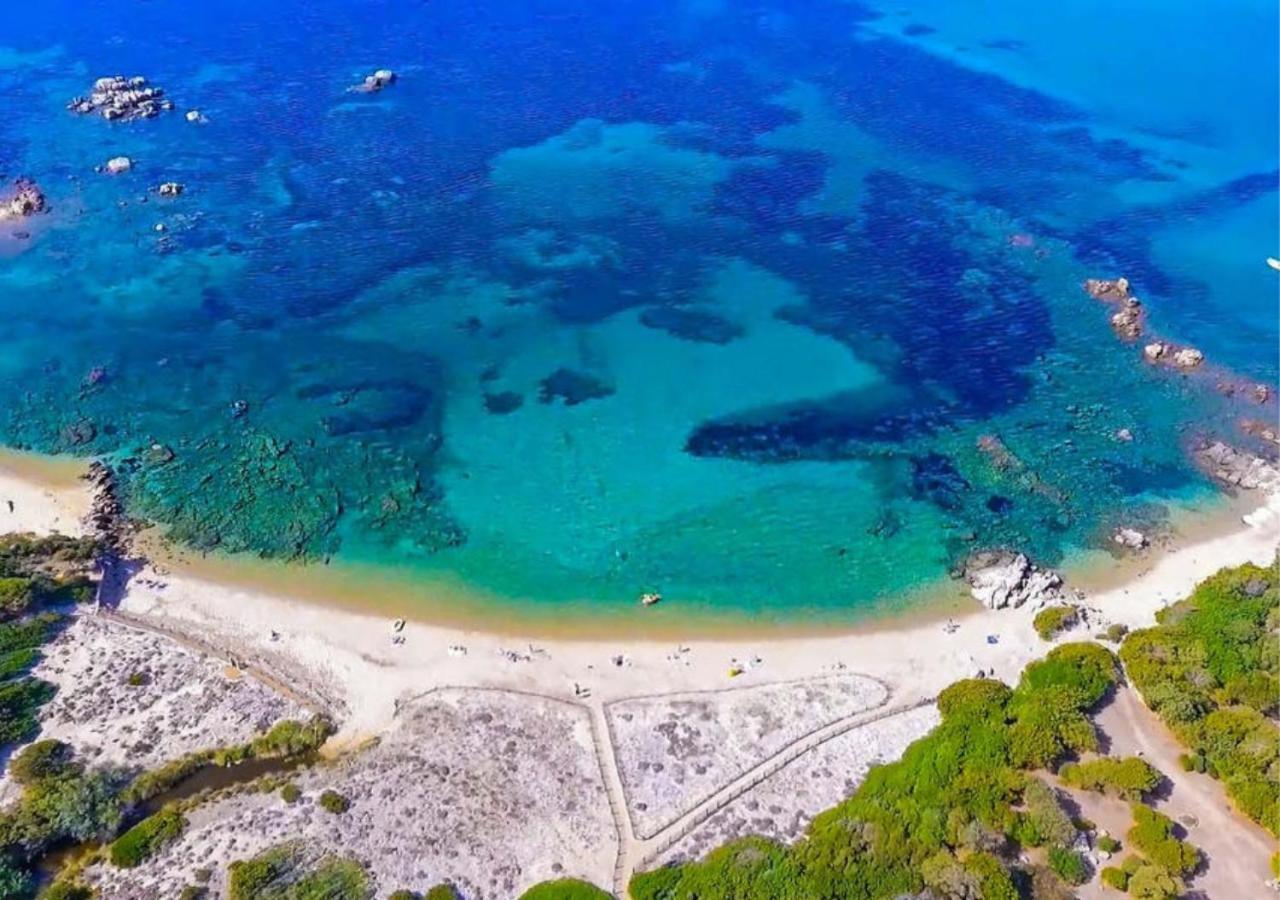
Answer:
[
  {"left": 608, "top": 674, "right": 889, "bottom": 837},
  {"left": 0, "top": 616, "right": 306, "bottom": 806},
  {"left": 649, "top": 703, "right": 940, "bottom": 866},
  {"left": 85, "top": 688, "right": 616, "bottom": 899}
]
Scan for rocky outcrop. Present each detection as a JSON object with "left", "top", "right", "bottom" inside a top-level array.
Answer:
[
  {"left": 68, "top": 75, "right": 174, "bottom": 121},
  {"left": 1083, "top": 277, "right": 1131, "bottom": 302},
  {"left": 1143, "top": 341, "right": 1203, "bottom": 369},
  {"left": 157, "top": 182, "right": 184, "bottom": 197},
  {"left": 103, "top": 156, "right": 133, "bottom": 175},
  {"left": 960, "top": 550, "right": 1064, "bottom": 610},
  {"left": 1194, "top": 441, "right": 1280, "bottom": 493},
  {"left": 1083, "top": 278, "right": 1145, "bottom": 340},
  {"left": 0, "top": 178, "right": 47, "bottom": 221},
  {"left": 1240, "top": 419, "right": 1280, "bottom": 447},
  {"left": 350, "top": 69, "right": 397, "bottom": 93}
]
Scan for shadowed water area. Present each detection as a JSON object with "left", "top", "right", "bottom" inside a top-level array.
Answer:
[{"left": 0, "top": 0, "right": 1276, "bottom": 623}]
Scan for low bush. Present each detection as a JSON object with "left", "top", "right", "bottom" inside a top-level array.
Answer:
[
  {"left": 318, "top": 790, "right": 350, "bottom": 814},
  {"left": 1097, "top": 834, "right": 1121, "bottom": 853},
  {"left": 1127, "top": 804, "right": 1199, "bottom": 876},
  {"left": 1059, "top": 756, "right": 1162, "bottom": 800},
  {"left": 39, "top": 881, "right": 94, "bottom": 900},
  {"left": 281, "top": 783, "right": 302, "bottom": 804},
  {"left": 228, "top": 843, "right": 370, "bottom": 900},
  {"left": 9, "top": 739, "right": 74, "bottom": 786},
  {"left": 518, "top": 879, "right": 613, "bottom": 899},
  {"left": 1033, "top": 605, "right": 1078, "bottom": 640},
  {"left": 425, "top": 886, "right": 461, "bottom": 900},
  {"left": 1047, "top": 847, "right": 1088, "bottom": 885},
  {"left": 250, "top": 717, "right": 333, "bottom": 759},
  {"left": 1100, "top": 866, "right": 1128, "bottom": 890},
  {"left": 109, "top": 806, "right": 186, "bottom": 868}
]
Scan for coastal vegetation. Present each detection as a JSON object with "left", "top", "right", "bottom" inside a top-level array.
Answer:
[
  {"left": 630, "top": 642, "right": 1118, "bottom": 899},
  {"left": 518, "top": 879, "right": 613, "bottom": 899},
  {"left": 1118, "top": 559, "right": 1279, "bottom": 834},
  {"left": 1032, "top": 605, "right": 1077, "bottom": 641},
  {"left": 227, "top": 842, "right": 370, "bottom": 899},
  {"left": 1058, "top": 757, "right": 1162, "bottom": 800}
]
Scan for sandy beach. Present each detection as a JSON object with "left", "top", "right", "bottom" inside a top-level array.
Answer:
[{"left": 2, "top": 450, "right": 1277, "bottom": 741}]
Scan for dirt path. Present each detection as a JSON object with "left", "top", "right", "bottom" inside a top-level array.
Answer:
[{"left": 1077, "top": 686, "right": 1277, "bottom": 899}]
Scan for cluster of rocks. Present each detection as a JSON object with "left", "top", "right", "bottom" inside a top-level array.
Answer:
[
  {"left": 0, "top": 177, "right": 47, "bottom": 221},
  {"left": 1083, "top": 277, "right": 1145, "bottom": 341},
  {"left": 83, "top": 461, "right": 131, "bottom": 564},
  {"left": 350, "top": 68, "right": 397, "bottom": 93},
  {"left": 960, "top": 550, "right": 1065, "bottom": 610},
  {"left": 1194, "top": 441, "right": 1280, "bottom": 493},
  {"left": 68, "top": 75, "right": 174, "bottom": 121},
  {"left": 157, "top": 181, "right": 184, "bottom": 197},
  {"left": 1240, "top": 418, "right": 1280, "bottom": 447},
  {"left": 1143, "top": 341, "right": 1204, "bottom": 369}
]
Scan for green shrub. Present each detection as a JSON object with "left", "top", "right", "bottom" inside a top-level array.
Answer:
[
  {"left": 1124, "top": 859, "right": 1183, "bottom": 899},
  {"left": 390, "top": 892, "right": 420, "bottom": 900},
  {"left": 179, "top": 887, "right": 207, "bottom": 900},
  {"left": 1059, "top": 757, "right": 1162, "bottom": 799},
  {"left": 425, "top": 886, "right": 461, "bottom": 900},
  {"left": 1017, "top": 778, "right": 1076, "bottom": 848},
  {"left": 1127, "top": 804, "right": 1198, "bottom": 876},
  {"left": 280, "top": 783, "right": 301, "bottom": 804},
  {"left": 1106, "top": 623, "right": 1128, "bottom": 642},
  {"left": 0, "top": 677, "right": 56, "bottom": 743},
  {"left": 0, "top": 579, "right": 36, "bottom": 621},
  {"left": 39, "top": 880, "right": 94, "bottom": 900},
  {"left": 1034, "top": 605, "right": 1078, "bottom": 640},
  {"left": 518, "top": 878, "right": 613, "bottom": 899},
  {"left": 1098, "top": 834, "right": 1121, "bottom": 853},
  {"left": 126, "top": 672, "right": 150, "bottom": 687},
  {"left": 250, "top": 717, "right": 334, "bottom": 759},
  {"left": 318, "top": 790, "right": 350, "bottom": 814},
  {"left": 1047, "top": 847, "right": 1088, "bottom": 885},
  {"left": 1100, "top": 866, "right": 1128, "bottom": 890},
  {"left": 109, "top": 807, "right": 186, "bottom": 868},
  {"left": 121, "top": 751, "right": 214, "bottom": 807},
  {"left": 0, "top": 647, "right": 38, "bottom": 681},
  {"left": 0, "top": 613, "right": 61, "bottom": 654},
  {"left": 10, "top": 739, "right": 75, "bottom": 786},
  {"left": 228, "top": 843, "right": 371, "bottom": 900}
]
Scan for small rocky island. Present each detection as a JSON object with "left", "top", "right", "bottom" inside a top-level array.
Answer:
[
  {"left": 67, "top": 76, "right": 174, "bottom": 121},
  {"left": 0, "top": 178, "right": 47, "bottom": 222}
]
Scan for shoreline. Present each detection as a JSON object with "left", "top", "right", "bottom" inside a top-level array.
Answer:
[{"left": 0, "top": 447, "right": 1276, "bottom": 742}]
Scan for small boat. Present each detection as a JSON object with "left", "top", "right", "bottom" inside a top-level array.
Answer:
[
  {"left": 1268, "top": 257, "right": 1280, "bottom": 272},
  {"left": 639, "top": 592, "right": 662, "bottom": 607}
]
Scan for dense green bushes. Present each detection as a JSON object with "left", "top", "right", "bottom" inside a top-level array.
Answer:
[
  {"left": 1059, "top": 756, "right": 1162, "bottom": 800},
  {"left": 629, "top": 643, "right": 1119, "bottom": 900},
  {"left": 1046, "top": 847, "right": 1088, "bottom": 885},
  {"left": 518, "top": 878, "right": 613, "bottom": 899},
  {"left": 1126, "top": 804, "right": 1198, "bottom": 877},
  {"left": 108, "top": 806, "right": 186, "bottom": 868},
  {"left": 1033, "top": 605, "right": 1078, "bottom": 640},
  {"left": 228, "top": 842, "right": 371, "bottom": 899},
  {"left": 1120, "top": 559, "right": 1280, "bottom": 835},
  {"left": 250, "top": 717, "right": 334, "bottom": 759}
]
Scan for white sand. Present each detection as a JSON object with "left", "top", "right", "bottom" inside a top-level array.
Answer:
[{"left": 1, "top": 460, "right": 1275, "bottom": 749}]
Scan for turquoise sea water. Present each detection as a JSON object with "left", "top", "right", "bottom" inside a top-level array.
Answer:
[{"left": 0, "top": 1, "right": 1276, "bottom": 623}]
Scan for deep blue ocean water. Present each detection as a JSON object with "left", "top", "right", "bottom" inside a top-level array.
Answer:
[{"left": 0, "top": 0, "right": 1276, "bottom": 622}]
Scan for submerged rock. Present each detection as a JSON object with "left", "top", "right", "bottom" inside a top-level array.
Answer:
[
  {"left": 961, "top": 550, "right": 1064, "bottom": 610},
  {"left": 0, "top": 178, "right": 48, "bottom": 221},
  {"left": 68, "top": 75, "right": 174, "bottom": 122},
  {"left": 1112, "top": 527, "right": 1148, "bottom": 550},
  {"left": 157, "top": 181, "right": 184, "bottom": 197}
]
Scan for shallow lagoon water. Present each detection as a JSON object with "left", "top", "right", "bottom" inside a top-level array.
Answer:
[{"left": 0, "top": 1, "right": 1275, "bottom": 623}]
